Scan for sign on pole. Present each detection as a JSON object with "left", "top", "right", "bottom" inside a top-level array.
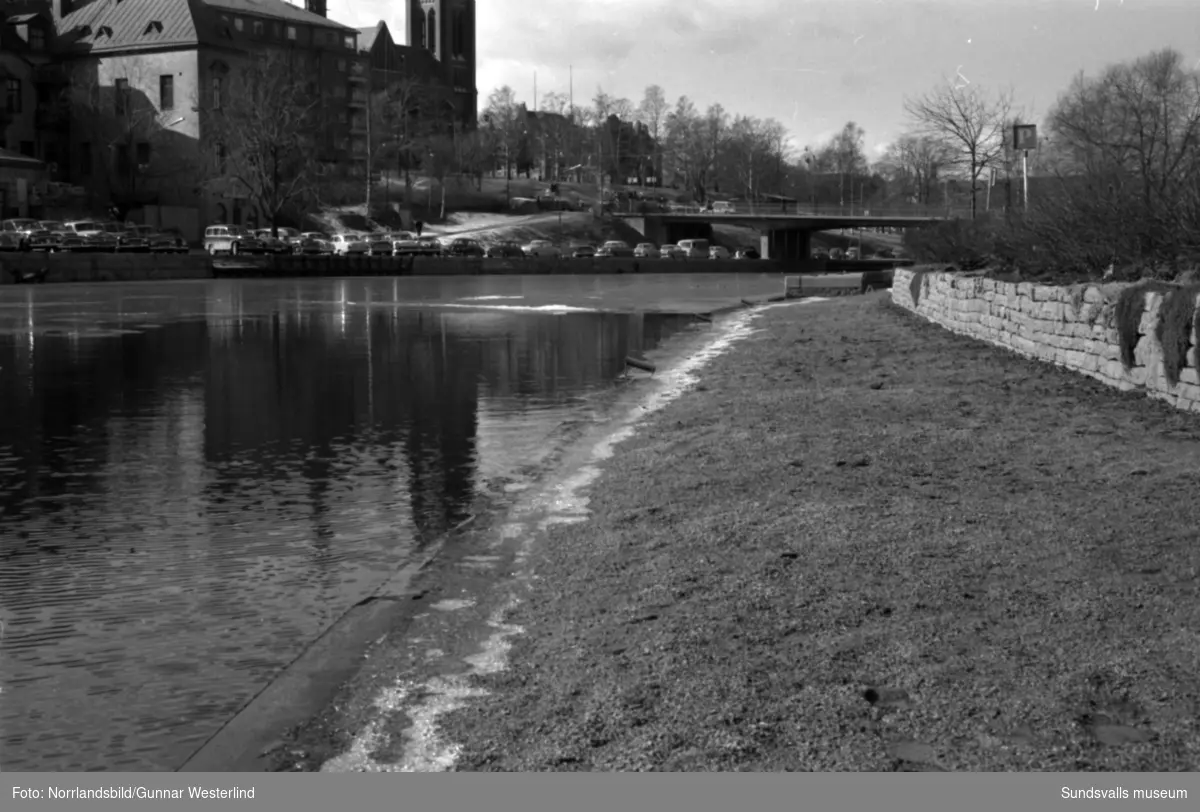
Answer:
[{"left": 1012, "top": 124, "right": 1037, "bottom": 151}]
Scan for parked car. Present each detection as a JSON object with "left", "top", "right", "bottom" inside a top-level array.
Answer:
[
  {"left": 129, "top": 225, "right": 189, "bottom": 253},
  {"left": 570, "top": 244, "right": 596, "bottom": 259},
  {"left": 388, "top": 231, "right": 422, "bottom": 255},
  {"left": 253, "top": 229, "right": 295, "bottom": 254},
  {"left": 363, "top": 233, "right": 396, "bottom": 256},
  {"left": 328, "top": 233, "right": 369, "bottom": 256},
  {"left": 633, "top": 242, "right": 660, "bottom": 259},
  {"left": 522, "top": 239, "right": 562, "bottom": 258},
  {"left": 443, "top": 237, "right": 485, "bottom": 257},
  {"left": 98, "top": 222, "right": 149, "bottom": 252},
  {"left": 292, "top": 236, "right": 327, "bottom": 255},
  {"left": 0, "top": 218, "right": 41, "bottom": 250},
  {"left": 61, "top": 220, "right": 109, "bottom": 251},
  {"left": 709, "top": 245, "right": 731, "bottom": 260},
  {"left": 486, "top": 241, "right": 526, "bottom": 259},
  {"left": 658, "top": 243, "right": 686, "bottom": 259},
  {"left": 0, "top": 232, "right": 24, "bottom": 251},
  {"left": 845, "top": 247, "right": 860, "bottom": 259},
  {"left": 676, "top": 238, "right": 709, "bottom": 259},
  {"left": 734, "top": 247, "right": 761, "bottom": 260},
  {"left": 596, "top": 240, "right": 634, "bottom": 258},
  {"left": 711, "top": 201, "right": 736, "bottom": 214},
  {"left": 203, "top": 224, "right": 263, "bottom": 255},
  {"left": 812, "top": 248, "right": 830, "bottom": 260},
  {"left": 27, "top": 227, "right": 63, "bottom": 252},
  {"left": 299, "top": 232, "right": 333, "bottom": 254}
]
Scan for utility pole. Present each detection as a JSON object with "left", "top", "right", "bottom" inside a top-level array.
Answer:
[{"left": 365, "top": 85, "right": 372, "bottom": 218}]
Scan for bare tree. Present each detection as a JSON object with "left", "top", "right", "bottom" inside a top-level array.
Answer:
[
  {"left": 637, "top": 84, "right": 669, "bottom": 186},
  {"left": 878, "top": 132, "right": 953, "bottom": 205},
  {"left": 482, "top": 85, "right": 520, "bottom": 180},
  {"left": 66, "top": 58, "right": 193, "bottom": 220},
  {"left": 904, "top": 81, "right": 1013, "bottom": 218},
  {"left": 199, "top": 51, "right": 323, "bottom": 237},
  {"left": 816, "top": 121, "right": 867, "bottom": 208},
  {"left": 373, "top": 76, "right": 429, "bottom": 206},
  {"left": 1041, "top": 48, "right": 1200, "bottom": 268}
]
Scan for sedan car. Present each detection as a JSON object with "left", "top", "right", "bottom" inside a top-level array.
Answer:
[
  {"left": 27, "top": 228, "right": 63, "bottom": 252},
  {"left": 734, "top": 247, "right": 761, "bottom": 260},
  {"left": 363, "top": 233, "right": 396, "bottom": 256},
  {"left": 658, "top": 243, "right": 686, "bottom": 259},
  {"left": 708, "top": 246, "right": 731, "bottom": 260},
  {"left": 299, "top": 232, "right": 333, "bottom": 254},
  {"left": 596, "top": 240, "right": 634, "bottom": 258},
  {"left": 522, "top": 239, "right": 562, "bottom": 258},
  {"left": 0, "top": 218, "right": 41, "bottom": 250},
  {"left": 486, "top": 241, "right": 526, "bottom": 259},
  {"left": 443, "top": 238, "right": 485, "bottom": 257},
  {"left": 328, "top": 233, "right": 369, "bottom": 255},
  {"left": 253, "top": 229, "right": 295, "bottom": 254},
  {"left": 98, "top": 222, "right": 149, "bottom": 252},
  {"left": 633, "top": 242, "right": 660, "bottom": 259},
  {"left": 570, "top": 244, "right": 596, "bottom": 259},
  {"left": 136, "top": 226, "right": 189, "bottom": 253}
]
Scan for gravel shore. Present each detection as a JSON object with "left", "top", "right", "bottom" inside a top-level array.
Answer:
[{"left": 433, "top": 293, "right": 1200, "bottom": 771}]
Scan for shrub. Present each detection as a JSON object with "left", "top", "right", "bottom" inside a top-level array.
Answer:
[
  {"left": 1115, "top": 280, "right": 1175, "bottom": 369},
  {"left": 1157, "top": 284, "right": 1200, "bottom": 385},
  {"left": 909, "top": 270, "right": 927, "bottom": 307}
]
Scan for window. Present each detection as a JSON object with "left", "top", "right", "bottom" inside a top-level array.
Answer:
[
  {"left": 212, "top": 76, "right": 223, "bottom": 110},
  {"left": 136, "top": 142, "right": 150, "bottom": 165},
  {"left": 216, "top": 143, "right": 227, "bottom": 172},
  {"left": 343, "top": 34, "right": 353, "bottom": 49},
  {"left": 234, "top": 17, "right": 243, "bottom": 31},
  {"left": 115, "top": 144, "right": 130, "bottom": 175},
  {"left": 416, "top": 14, "right": 425, "bottom": 48},
  {"left": 80, "top": 142, "right": 92, "bottom": 175},
  {"left": 337, "top": 59, "right": 346, "bottom": 72},
  {"left": 426, "top": 9, "right": 436, "bottom": 54},
  {"left": 114, "top": 77, "right": 129, "bottom": 114},
  {"left": 144, "top": 20, "right": 163, "bottom": 35},
  {"left": 451, "top": 10, "right": 463, "bottom": 56},
  {"left": 286, "top": 25, "right": 296, "bottom": 40},
  {"left": 253, "top": 20, "right": 263, "bottom": 35},
  {"left": 3, "top": 79, "right": 20, "bottom": 114},
  {"left": 30, "top": 26, "right": 45, "bottom": 51},
  {"left": 273, "top": 22, "right": 282, "bottom": 37},
  {"left": 159, "top": 75, "right": 174, "bottom": 110}
]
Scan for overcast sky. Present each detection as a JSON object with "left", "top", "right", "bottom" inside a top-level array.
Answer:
[{"left": 322, "top": 0, "right": 1200, "bottom": 158}]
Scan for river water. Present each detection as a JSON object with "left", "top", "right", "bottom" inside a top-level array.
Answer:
[{"left": 0, "top": 274, "right": 781, "bottom": 772}]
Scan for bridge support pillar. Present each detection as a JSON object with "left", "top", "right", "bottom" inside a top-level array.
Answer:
[{"left": 762, "top": 228, "right": 812, "bottom": 265}]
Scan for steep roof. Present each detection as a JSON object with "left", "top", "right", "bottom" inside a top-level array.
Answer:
[
  {"left": 356, "top": 20, "right": 385, "bottom": 52},
  {"left": 53, "top": 0, "right": 353, "bottom": 55},
  {"left": 56, "top": 0, "right": 201, "bottom": 52},
  {"left": 203, "top": 0, "right": 355, "bottom": 32}
]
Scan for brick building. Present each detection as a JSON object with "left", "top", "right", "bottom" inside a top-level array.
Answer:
[{"left": 0, "top": 0, "right": 476, "bottom": 238}]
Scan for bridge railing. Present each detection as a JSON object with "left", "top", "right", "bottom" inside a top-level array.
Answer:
[{"left": 616, "top": 202, "right": 970, "bottom": 219}]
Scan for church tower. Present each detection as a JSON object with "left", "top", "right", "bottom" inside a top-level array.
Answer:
[{"left": 410, "top": 0, "right": 477, "bottom": 128}]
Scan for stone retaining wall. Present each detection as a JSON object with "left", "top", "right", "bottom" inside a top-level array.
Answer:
[
  {"left": 892, "top": 267, "right": 1200, "bottom": 413},
  {"left": 1, "top": 253, "right": 212, "bottom": 284}
]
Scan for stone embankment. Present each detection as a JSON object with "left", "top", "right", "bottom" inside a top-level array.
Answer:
[{"left": 893, "top": 266, "right": 1200, "bottom": 414}]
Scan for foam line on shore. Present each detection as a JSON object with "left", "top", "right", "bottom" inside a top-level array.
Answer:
[{"left": 318, "top": 298, "right": 827, "bottom": 773}]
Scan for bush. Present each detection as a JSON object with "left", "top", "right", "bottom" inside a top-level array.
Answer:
[
  {"left": 1156, "top": 284, "right": 1200, "bottom": 385},
  {"left": 1115, "top": 280, "right": 1176, "bottom": 369}
]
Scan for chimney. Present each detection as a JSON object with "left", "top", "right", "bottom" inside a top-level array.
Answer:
[
  {"left": 57, "top": 0, "right": 71, "bottom": 18},
  {"left": 304, "top": 0, "right": 326, "bottom": 17}
]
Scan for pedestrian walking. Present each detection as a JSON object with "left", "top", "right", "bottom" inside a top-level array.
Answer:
[{"left": 415, "top": 220, "right": 424, "bottom": 237}]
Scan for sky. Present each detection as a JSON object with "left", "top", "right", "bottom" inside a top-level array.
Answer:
[{"left": 321, "top": 0, "right": 1200, "bottom": 159}]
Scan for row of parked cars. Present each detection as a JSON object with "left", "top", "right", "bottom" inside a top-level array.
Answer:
[{"left": 0, "top": 218, "right": 188, "bottom": 253}]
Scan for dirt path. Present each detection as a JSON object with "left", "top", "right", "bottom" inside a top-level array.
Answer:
[{"left": 429, "top": 294, "right": 1200, "bottom": 771}]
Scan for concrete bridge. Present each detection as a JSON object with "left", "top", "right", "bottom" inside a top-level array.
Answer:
[{"left": 615, "top": 212, "right": 950, "bottom": 263}]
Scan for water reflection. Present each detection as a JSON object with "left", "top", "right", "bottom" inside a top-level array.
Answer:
[{"left": 0, "top": 278, "right": 704, "bottom": 771}]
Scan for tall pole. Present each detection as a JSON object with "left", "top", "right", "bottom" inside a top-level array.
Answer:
[
  {"left": 365, "top": 86, "right": 372, "bottom": 218},
  {"left": 569, "top": 65, "right": 573, "bottom": 122},
  {"left": 1022, "top": 150, "right": 1029, "bottom": 211},
  {"left": 534, "top": 70, "right": 537, "bottom": 111}
]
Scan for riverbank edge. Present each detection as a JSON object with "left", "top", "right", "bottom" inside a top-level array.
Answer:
[
  {"left": 176, "top": 295, "right": 775, "bottom": 773},
  {"left": 425, "top": 294, "right": 1200, "bottom": 772}
]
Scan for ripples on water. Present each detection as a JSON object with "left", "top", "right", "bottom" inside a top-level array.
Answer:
[{"left": 0, "top": 277, "right": 724, "bottom": 771}]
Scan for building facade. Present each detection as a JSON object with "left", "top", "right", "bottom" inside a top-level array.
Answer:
[{"left": 0, "top": 0, "right": 475, "bottom": 237}]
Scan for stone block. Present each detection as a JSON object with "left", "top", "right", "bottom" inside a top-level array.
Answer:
[{"left": 1083, "top": 286, "right": 1105, "bottom": 304}]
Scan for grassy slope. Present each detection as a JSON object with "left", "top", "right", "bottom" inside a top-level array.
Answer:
[{"left": 436, "top": 294, "right": 1200, "bottom": 771}]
